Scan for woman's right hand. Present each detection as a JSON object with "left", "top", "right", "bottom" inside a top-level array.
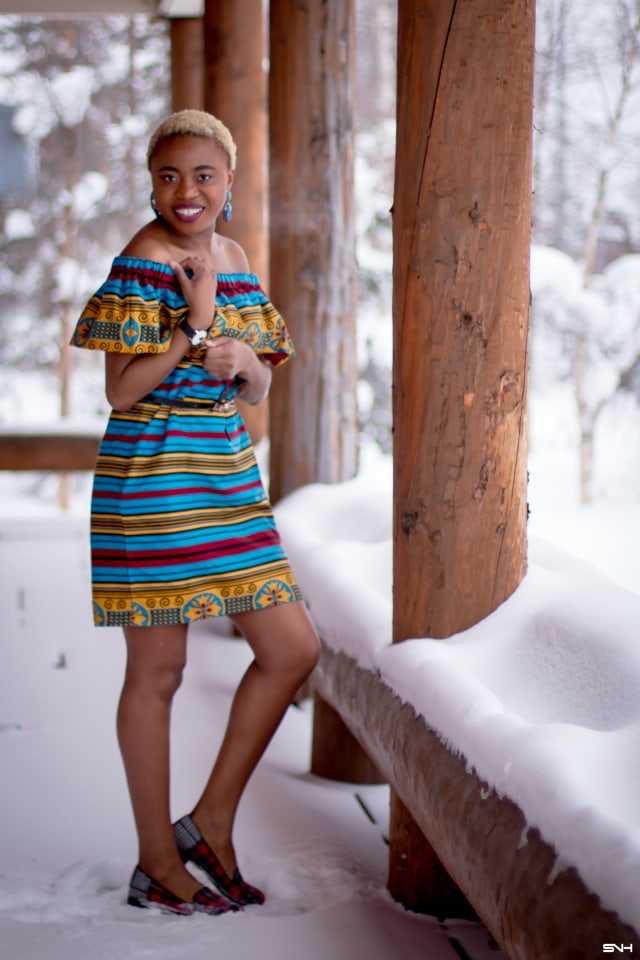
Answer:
[{"left": 170, "top": 256, "right": 217, "bottom": 330}]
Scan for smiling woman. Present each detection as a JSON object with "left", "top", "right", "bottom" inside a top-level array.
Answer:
[{"left": 69, "top": 109, "right": 319, "bottom": 919}]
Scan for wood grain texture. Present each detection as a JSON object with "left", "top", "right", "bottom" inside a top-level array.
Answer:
[
  {"left": 268, "top": 0, "right": 358, "bottom": 502},
  {"left": 393, "top": 0, "right": 533, "bottom": 639}
]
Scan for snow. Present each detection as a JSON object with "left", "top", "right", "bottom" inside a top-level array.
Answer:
[
  {"left": 0, "top": 512, "right": 499, "bottom": 960},
  {"left": 50, "top": 66, "right": 94, "bottom": 128},
  {"left": 272, "top": 453, "right": 640, "bottom": 935},
  {"left": 3, "top": 209, "right": 34, "bottom": 241}
]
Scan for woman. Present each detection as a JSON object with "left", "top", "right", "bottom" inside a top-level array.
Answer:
[{"left": 71, "top": 110, "right": 319, "bottom": 916}]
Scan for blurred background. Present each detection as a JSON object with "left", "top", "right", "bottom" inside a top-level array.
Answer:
[{"left": 0, "top": 0, "right": 639, "bottom": 513}]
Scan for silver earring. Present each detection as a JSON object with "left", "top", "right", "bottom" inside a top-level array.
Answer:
[
  {"left": 150, "top": 192, "right": 161, "bottom": 218},
  {"left": 222, "top": 191, "right": 232, "bottom": 223}
]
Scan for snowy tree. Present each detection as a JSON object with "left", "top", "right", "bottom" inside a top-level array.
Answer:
[
  {"left": 532, "top": 0, "right": 640, "bottom": 502},
  {"left": 0, "top": 16, "right": 170, "bottom": 420}
]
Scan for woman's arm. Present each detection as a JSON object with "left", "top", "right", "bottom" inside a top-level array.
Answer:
[
  {"left": 105, "top": 253, "right": 218, "bottom": 411},
  {"left": 105, "top": 335, "right": 192, "bottom": 411}
]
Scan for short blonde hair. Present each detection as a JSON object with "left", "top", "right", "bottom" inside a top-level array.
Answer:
[{"left": 147, "top": 109, "right": 237, "bottom": 170}]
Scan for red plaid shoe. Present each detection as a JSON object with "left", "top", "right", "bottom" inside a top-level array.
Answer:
[
  {"left": 127, "top": 865, "right": 240, "bottom": 916},
  {"left": 173, "top": 815, "right": 266, "bottom": 906}
]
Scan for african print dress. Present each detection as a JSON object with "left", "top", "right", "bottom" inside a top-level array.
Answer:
[{"left": 71, "top": 256, "right": 303, "bottom": 628}]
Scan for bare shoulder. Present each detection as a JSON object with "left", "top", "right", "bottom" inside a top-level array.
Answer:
[
  {"left": 217, "top": 234, "right": 251, "bottom": 274},
  {"left": 120, "top": 223, "right": 173, "bottom": 264}
]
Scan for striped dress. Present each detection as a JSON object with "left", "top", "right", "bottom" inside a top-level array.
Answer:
[{"left": 71, "top": 256, "right": 302, "bottom": 628}]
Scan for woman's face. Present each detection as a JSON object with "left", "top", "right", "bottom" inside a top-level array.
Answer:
[{"left": 149, "top": 134, "right": 234, "bottom": 236}]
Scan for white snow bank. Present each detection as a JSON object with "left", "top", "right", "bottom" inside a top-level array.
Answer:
[{"left": 274, "top": 474, "right": 640, "bottom": 931}]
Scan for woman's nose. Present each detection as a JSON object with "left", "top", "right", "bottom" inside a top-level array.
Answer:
[{"left": 176, "top": 178, "right": 198, "bottom": 199}]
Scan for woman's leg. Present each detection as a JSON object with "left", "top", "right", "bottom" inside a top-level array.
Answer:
[
  {"left": 189, "top": 600, "right": 320, "bottom": 876},
  {"left": 117, "top": 623, "right": 205, "bottom": 901}
]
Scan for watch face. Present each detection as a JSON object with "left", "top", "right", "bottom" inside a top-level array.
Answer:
[{"left": 192, "top": 329, "right": 207, "bottom": 344}]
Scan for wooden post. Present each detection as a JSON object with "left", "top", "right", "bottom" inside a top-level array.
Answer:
[
  {"left": 390, "top": 0, "right": 534, "bottom": 912},
  {"left": 393, "top": 0, "right": 532, "bottom": 641},
  {"left": 311, "top": 693, "right": 385, "bottom": 785},
  {"left": 170, "top": 17, "right": 204, "bottom": 112},
  {"left": 204, "top": 0, "right": 269, "bottom": 443},
  {"left": 203, "top": 0, "right": 268, "bottom": 283},
  {"left": 268, "top": 0, "right": 358, "bottom": 503},
  {"left": 387, "top": 791, "right": 477, "bottom": 919},
  {"left": 203, "top": 0, "right": 269, "bottom": 445}
]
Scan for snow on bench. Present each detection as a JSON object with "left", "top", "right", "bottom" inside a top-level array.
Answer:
[{"left": 274, "top": 467, "right": 640, "bottom": 942}]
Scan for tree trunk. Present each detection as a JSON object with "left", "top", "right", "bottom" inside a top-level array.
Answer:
[
  {"left": 268, "top": 0, "right": 358, "bottom": 502},
  {"left": 574, "top": 7, "right": 640, "bottom": 504},
  {"left": 392, "top": 0, "right": 533, "bottom": 643}
]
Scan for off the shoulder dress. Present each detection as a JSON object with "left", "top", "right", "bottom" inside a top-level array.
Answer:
[{"left": 71, "top": 256, "right": 302, "bottom": 628}]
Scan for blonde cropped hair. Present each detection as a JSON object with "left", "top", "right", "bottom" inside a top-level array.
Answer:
[{"left": 147, "top": 110, "right": 237, "bottom": 171}]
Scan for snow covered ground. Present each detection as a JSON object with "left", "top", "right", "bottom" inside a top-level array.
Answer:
[
  {"left": 0, "top": 507, "right": 502, "bottom": 960},
  {"left": 0, "top": 412, "right": 638, "bottom": 957}
]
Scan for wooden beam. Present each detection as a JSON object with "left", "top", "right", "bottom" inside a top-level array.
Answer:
[
  {"left": 267, "top": 0, "right": 358, "bottom": 503},
  {"left": 0, "top": 434, "right": 100, "bottom": 471},
  {"left": 313, "top": 643, "right": 639, "bottom": 956}
]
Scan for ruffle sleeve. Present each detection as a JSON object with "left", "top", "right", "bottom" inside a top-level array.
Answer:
[
  {"left": 70, "top": 257, "right": 189, "bottom": 354},
  {"left": 214, "top": 273, "right": 295, "bottom": 366}
]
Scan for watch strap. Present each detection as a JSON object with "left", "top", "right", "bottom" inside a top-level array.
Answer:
[{"left": 178, "top": 316, "right": 207, "bottom": 345}]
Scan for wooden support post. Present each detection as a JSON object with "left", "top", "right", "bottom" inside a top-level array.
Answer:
[
  {"left": 203, "top": 0, "right": 269, "bottom": 446},
  {"left": 170, "top": 17, "right": 204, "bottom": 112},
  {"left": 311, "top": 692, "right": 385, "bottom": 784},
  {"left": 388, "top": 790, "right": 477, "bottom": 919},
  {"left": 268, "top": 0, "right": 358, "bottom": 503},
  {"left": 390, "top": 0, "right": 534, "bottom": 913}
]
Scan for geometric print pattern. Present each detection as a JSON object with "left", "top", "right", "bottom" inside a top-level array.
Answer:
[{"left": 71, "top": 258, "right": 302, "bottom": 627}]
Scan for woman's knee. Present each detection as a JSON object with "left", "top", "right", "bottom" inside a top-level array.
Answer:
[
  {"left": 123, "top": 625, "right": 188, "bottom": 700},
  {"left": 242, "top": 603, "right": 320, "bottom": 679}
]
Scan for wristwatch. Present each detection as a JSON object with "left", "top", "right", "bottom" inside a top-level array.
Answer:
[{"left": 178, "top": 316, "right": 208, "bottom": 346}]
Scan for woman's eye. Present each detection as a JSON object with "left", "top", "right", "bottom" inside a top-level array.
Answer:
[
  {"left": 161, "top": 174, "right": 176, "bottom": 183},
  {"left": 198, "top": 173, "right": 212, "bottom": 182}
]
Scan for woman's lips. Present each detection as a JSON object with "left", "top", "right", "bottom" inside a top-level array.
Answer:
[{"left": 173, "top": 205, "right": 204, "bottom": 222}]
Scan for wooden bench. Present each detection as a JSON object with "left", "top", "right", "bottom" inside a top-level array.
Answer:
[{"left": 311, "top": 646, "right": 639, "bottom": 958}]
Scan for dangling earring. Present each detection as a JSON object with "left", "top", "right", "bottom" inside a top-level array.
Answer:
[
  {"left": 222, "top": 190, "right": 233, "bottom": 223},
  {"left": 150, "top": 192, "right": 161, "bottom": 219}
]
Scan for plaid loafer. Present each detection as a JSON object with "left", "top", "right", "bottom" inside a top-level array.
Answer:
[
  {"left": 127, "top": 865, "right": 240, "bottom": 916},
  {"left": 173, "top": 815, "right": 265, "bottom": 906}
]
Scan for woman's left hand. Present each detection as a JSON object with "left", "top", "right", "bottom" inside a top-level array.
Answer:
[
  {"left": 203, "top": 336, "right": 272, "bottom": 405},
  {"left": 203, "top": 336, "right": 251, "bottom": 381}
]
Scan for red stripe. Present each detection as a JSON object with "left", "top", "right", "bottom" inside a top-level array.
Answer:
[{"left": 93, "top": 530, "right": 280, "bottom": 567}]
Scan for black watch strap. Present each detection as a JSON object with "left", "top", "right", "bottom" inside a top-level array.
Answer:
[{"left": 178, "top": 317, "right": 208, "bottom": 345}]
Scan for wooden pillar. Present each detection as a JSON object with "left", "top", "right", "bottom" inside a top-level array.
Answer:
[
  {"left": 170, "top": 17, "right": 205, "bottom": 112},
  {"left": 389, "top": 0, "right": 534, "bottom": 912},
  {"left": 311, "top": 693, "right": 384, "bottom": 784},
  {"left": 268, "top": 0, "right": 358, "bottom": 503},
  {"left": 393, "top": 0, "right": 532, "bottom": 642},
  {"left": 388, "top": 792, "right": 477, "bottom": 919},
  {"left": 203, "top": 0, "right": 268, "bottom": 283},
  {"left": 203, "top": 0, "right": 269, "bottom": 445}
]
